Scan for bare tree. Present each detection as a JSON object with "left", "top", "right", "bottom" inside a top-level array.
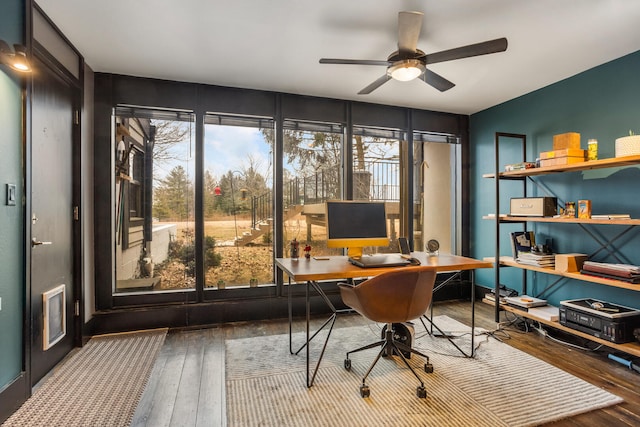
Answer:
[{"left": 151, "top": 120, "right": 192, "bottom": 168}]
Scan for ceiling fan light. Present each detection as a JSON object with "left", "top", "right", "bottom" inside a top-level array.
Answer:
[{"left": 388, "top": 59, "right": 425, "bottom": 81}]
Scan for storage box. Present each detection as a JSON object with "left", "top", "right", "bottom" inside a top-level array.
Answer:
[
  {"left": 510, "top": 197, "right": 557, "bottom": 217},
  {"left": 539, "top": 156, "right": 586, "bottom": 167},
  {"left": 539, "top": 148, "right": 586, "bottom": 160},
  {"left": 554, "top": 253, "right": 588, "bottom": 272},
  {"left": 553, "top": 132, "right": 581, "bottom": 150}
]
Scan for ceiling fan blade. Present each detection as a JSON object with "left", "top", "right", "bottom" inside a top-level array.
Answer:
[
  {"left": 422, "top": 69, "right": 455, "bottom": 92},
  {"left": 319, "top": 58, "right": 390, "bottom": 66},
  {"left": 397, "top": 11, "right": 423, "bottom": 54},
  {"left": 425, "top": 37, "right": 508, "bottom": 65},
  {"left": 358, "top": 74, "right": 392, "bottom": 95}
]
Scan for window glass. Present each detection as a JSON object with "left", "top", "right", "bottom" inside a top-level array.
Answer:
[
  {"left": 281, "top": 120, "right": 343, "bottom": 258},
  {"left": 352, "top": 127, "right": 402, "bottom": 253},
  {"left": 114, "top": 108, "right": 195, "bottom": 294},
  {"left": 414, "top": 132, "right": 461, "bottom": 254},
  {"left": 203, "top": 114, "right": 274, "bottom": 289}
]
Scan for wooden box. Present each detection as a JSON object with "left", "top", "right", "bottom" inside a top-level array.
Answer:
[
  {"left": 555, "top": 253, "right": 588, "bottom": 272},
  {"left": 540, "top": 148, "right": 586, "bottom": 160},
  {"left": 539, "top": 156, "right": 586, "bottom": 167},
  {"left": 553, "top": 132, "right": 581, "bottom": 150}
]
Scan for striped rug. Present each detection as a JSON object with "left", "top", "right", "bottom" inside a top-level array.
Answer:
[
  {"left": 226, "top": 316, "right": 622, "bottom": 426},
  {"left": 2, "top": 329, "right": 167, "bottom": 427}
]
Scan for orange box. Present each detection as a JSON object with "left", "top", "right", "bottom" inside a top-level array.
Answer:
[
  {"left": 553, "top": 132, "right": 581, "bottom": 150},
  {"left": 539, "top": 148, "right": 586, "bottom": 160},
  {"left": 578, "top": 199, "right": 591, "bottom": 219},
  {"left": 539, "top": 156, "right": 586, "bottom": 167}
]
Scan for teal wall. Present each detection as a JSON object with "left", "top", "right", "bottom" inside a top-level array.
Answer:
[
  {"left": 0, "top": 0, "right": 25, "bottom": 389},
  {"left": 470, "top": 50, "right": 640, "bottom": 308}
]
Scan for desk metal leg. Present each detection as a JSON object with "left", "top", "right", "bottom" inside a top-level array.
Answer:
[
  {"left": 422, "top": 269, "right": 477, "bottom": 358},
  {"left": 288, "top": 278, "right": 345, "bottom": 388},
  {"left": 288, "top": 277, "right": 293, "bottom": 354}
]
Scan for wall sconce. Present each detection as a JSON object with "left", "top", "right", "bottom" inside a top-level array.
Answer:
[{"left": 0, "top": 40, "right": 31, "bottom": 72}]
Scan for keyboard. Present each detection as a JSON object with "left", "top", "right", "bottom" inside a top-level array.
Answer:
[{"left": 348, "top": 254, "right": 411, "bottom": 268}]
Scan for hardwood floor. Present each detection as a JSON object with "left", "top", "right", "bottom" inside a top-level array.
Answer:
[{"left": 131, "top": 300, "right": 640, "bottom": 426}]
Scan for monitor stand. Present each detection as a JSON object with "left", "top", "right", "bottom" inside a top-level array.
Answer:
[{"left": 347, "top": 247, "right": 363, "bottom": 259}]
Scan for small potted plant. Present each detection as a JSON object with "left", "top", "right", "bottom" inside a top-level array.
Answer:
[
  {"left": 615, "top": 130, "right": 640, "bottom": 157},
  {"left": 304, "top": 244, "right": 312, "bottom": 259}
]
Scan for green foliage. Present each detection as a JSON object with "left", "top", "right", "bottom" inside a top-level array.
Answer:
[
  {"left": 203, "top": 170, "right": 218, "bottom": 220},
  {"left": 153, "top": 165, "right": 194, "bottom": 221},
  {"left": 205, "top": 236, "right": 222, "bottom": 268},
  {"left": 262, "top": 230, "right": 272, "bottom": 244},
  {"left": 167, "top": 234, "right": 221, "bottom": 277}
]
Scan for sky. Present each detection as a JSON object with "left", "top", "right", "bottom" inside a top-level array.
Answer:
[
  {"left": 204, "top": 125, "right": 273, "bottom": 184},
  {"left": 150, "top": 120, "right": 400, "bottom": 190}
]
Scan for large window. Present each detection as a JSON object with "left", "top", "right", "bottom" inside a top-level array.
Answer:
[
  {"left": 100, "top": 81, "right": 467, "bottom": 312},
  {"left": 114, "top": 108, "right": 195, "bottom": 295},
  {"left": 203, "top": 114, "right": 274, "bottom": 289}
]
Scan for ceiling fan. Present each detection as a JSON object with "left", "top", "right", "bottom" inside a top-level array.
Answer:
[{"left": 319, "top": 11, "right": 508, "bottom": 95}]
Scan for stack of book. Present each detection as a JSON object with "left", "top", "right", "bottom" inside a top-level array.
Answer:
[
  {"left": 516, "top": 251, "right": 555, "bottom": 268},
  {"left": 581, "top": 261, "right": 640, "bottom": 283}
]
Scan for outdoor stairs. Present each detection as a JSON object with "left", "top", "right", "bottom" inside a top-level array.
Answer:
[{"left": 234, "top": 204, "right": 304, "bottom": 246}]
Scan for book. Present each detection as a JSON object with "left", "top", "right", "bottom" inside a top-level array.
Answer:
[
  {"left": 580, "top": 270, "right": 640, "bottom": 284},
  {"left": 528, "top": 305, "right": 560, "bottom": 321},
  {"left": 583, "top": 261, "right": 640, "bottom": 276},
  {"left": 591, "top": 214, "right": 631, "bottom": 220}
]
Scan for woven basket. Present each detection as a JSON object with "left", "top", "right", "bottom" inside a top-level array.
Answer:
[{"left": 615, "top": 135, "right": 640, "bottom": 157}]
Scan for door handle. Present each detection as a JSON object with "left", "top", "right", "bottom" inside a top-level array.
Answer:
[{"left": 32, "top": 238, "right": 52, "bottom": 247}]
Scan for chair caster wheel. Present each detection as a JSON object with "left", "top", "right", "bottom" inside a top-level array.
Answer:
[
  {"left": 360, "top": 384, "right": 370, "bottom": 398},
  {"left": 416, "top": 386, "right": 427, "bottom": 398},
  {"left": 424, "top": 363, "right": 434, "bottom": 373},
  {"left": 344, "top": 359, "right": 351, "bottom": 371}
]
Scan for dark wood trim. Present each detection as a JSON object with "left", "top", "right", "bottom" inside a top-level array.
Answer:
[
  {"left": 0, "top": 373, "right": 28, "bottom": 424},
  {"left": 93, "top": 73, "right": 114, "bottom": 310}
]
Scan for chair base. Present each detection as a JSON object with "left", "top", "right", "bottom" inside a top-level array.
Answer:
[{"left": 344, "top": 323, "right": 433, "bottom": 398}]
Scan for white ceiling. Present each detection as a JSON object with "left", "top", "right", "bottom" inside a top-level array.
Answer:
[{"left": 36, "top": 0, "right": 640, "bottom": 115}]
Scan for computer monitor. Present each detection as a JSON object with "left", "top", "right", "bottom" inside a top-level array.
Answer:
[{"left": 325, "top": 200, "right": 389, "bottom": 258}]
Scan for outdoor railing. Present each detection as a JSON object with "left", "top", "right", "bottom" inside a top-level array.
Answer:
[{"left": 251, "top": 159, "right": 399, "bottom": 229}]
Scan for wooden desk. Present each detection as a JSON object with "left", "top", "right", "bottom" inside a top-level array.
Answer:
[{"left": 275, "top": 253, "right": 493, "bottom": 387}]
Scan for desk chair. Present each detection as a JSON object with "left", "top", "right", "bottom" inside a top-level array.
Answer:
[{"left": 338, "top": 266, "right": 437, "bottom": 398}]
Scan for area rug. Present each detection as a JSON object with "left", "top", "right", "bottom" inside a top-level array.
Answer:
[
  {"left": 226, "top": 316, "right": 622, "bottom": 427},
  {"left": 2, "top": 329, "right": 167, "bottom": 427}
]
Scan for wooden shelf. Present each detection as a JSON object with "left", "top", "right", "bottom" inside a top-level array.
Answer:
[
  {"left": 483, "top": 299, "right": 640, "bottom": 358},
  {"left": 482, "top": 215, "right": 640, "bottom": 225},
  {"left": 483, "top": 154, "right": 640, "bottom": 178},
  {"left": 484, "top": 256, "right": 640, "bottom": 291}
]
